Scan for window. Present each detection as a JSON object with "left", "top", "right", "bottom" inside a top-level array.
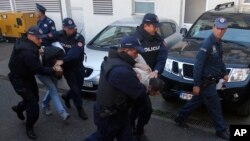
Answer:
[
  {"left": 0, "top": 0, "right": 11, "bottom": 11},
  {"left": 244, "top": 0, "right": 250, "bottom": 3},
  {"left": 14, "top": 0, "right": 61, "bottom": 12},
  {"left": 159, "top": 22, "right": 175, "bottom": 38},
  {"left": 93, "top": 0, "right": 113, "bottom": 15},
  {"left": 133, "top": 0, "right": 155, "bottom": 14}
]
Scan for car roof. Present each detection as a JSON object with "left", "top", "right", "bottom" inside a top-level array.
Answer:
[
  {"left": 110, "top": 16, "right": 178, "bottom": 27},
  {"left": 208, "top": 5, "right": 250, "bottom": 14}
]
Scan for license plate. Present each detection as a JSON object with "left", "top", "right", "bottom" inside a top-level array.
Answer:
[
  {"left": 83, "top": 81, "right": 93, "bottom": 88},
  {"left": 179, "top": 92, "right": 193, "bottom": 100}
]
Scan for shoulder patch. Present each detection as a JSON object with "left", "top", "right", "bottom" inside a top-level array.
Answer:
[
  {"left": 200, "top": 48, "right": 207, "bottom": 52},
  {"left": 49, "top": 20, "right": 52, "bottom": 23},
  {"left": 44, "top": 24, "right": 47, "bottom": 27},
  {"left": 77, "top": 42, "right": 83, "bottom": 47}
]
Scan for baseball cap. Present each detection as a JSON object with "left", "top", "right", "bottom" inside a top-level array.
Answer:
[
  {"left": 142, "top": 13, "right": 160, "bottom": 27},
  {"left": 27, "top": 26, "right": 46, "bottom": 39},
  {"left": 120, "top": 36, "right": 145, "bottom": 53},
  {"left": 214, "top": 17, "right": 228, "bottom": 28},
  {"left": 62, "top": 18, "right": 76, "bottom": 29},
  {"left": 36, "top": 3, "right": 46, "bottom": 14}
]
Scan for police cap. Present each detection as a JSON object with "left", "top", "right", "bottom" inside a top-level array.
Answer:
[
  {"left": 120, "top": 36, "right": 144, "bottom": 53},
  {"left": 214, "top": 17, "right": 228, "bottom": 29},
  {"left": 62, "top": 18, "right": 76, "bottom": 29},
  {"left": 142, "top": 13, "right": 160, "bottom": 27},
  {"left": 36, "top": 3, "right": 46, "bottom": 14},
  {"left": 27, "top": 26, "right": 46, "bottom": 39}
]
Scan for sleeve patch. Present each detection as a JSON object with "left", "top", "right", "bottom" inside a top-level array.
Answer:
[
  {"left": 77, "top": 42, "right": 83, "bottom": 47},
  {"left": 200, "top": 48, "right": 207, "bottom": 52}
]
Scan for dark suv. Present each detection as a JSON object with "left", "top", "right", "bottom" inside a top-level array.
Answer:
[{"left": 161, "top": 2, "right": 250, "bottom": 116}]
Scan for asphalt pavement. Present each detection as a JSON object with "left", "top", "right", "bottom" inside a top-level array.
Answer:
[{"left": 0, "top": 41, "right": 227, "bottom": 141}]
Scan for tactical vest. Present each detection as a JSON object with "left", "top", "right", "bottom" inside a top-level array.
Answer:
[{"left": 97, "top": 58, "right": 133, "bottom": 110}]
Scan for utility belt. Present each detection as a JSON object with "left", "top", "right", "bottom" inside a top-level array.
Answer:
[
  {"left": 201, "top": 75, "right": 220, "bottom": 87},
  {"left": 97, "top": 103, "right": 129, "bottom": 118}
]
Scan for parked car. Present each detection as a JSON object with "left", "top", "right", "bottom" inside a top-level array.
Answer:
[
  {"left": 82, "top": 16, "right": 182, "bottom": 93},
  {"left": 161, "top": 2, "right": 250, "bottom": 116}
]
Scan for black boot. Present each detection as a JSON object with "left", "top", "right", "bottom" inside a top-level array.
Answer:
[
  {"left": 216, "top": 130, "right": 230, "bottom": 140},
  {"left": 26, "top": 127, "right": 37, "bottom": 140},
  {"left": 174, "top": 116, "right": 189, "bottom": 129},
  {"left": 61, "top": 94, "right": 71, "bottom": 108},
  {"left": 77, "top": 108, "right": 88, "bottom": 120},
  {"left": 12, "top": 106, "right": 25, "bottom": 120}
]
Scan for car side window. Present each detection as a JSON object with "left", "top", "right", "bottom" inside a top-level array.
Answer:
[{"left": 159, "top": 22, "right": 175, "bottom": 38}]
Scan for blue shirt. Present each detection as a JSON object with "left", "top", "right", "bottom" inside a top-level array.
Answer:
[{"left": 193, "top": 33, "right": 227, "bottom": 86}]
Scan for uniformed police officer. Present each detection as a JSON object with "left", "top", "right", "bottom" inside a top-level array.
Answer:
[
  {"left": 48, "top": 18, "right": 88, "bottom": 120},
  {"left": 131, "top": 13, "right": 168, "bottom": 140},
  {"left": 84, "top": 36, "right": 147, "bottom": 141},
  {"left": 35, "top": 3, "right": 56, "bottom": 46},
  {"left": 8, "top": 26, "right": 60, "bottom": 139},
  {"left": 174, "top": 17, "right": 230, "bottom": 140}
]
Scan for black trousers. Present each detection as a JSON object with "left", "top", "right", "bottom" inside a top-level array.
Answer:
[
  {"left": 130, "top": 94, "right": 153, "bottom": 132},
  {"left": 8, "top": 73, "right": 39, "bottom": 128}
]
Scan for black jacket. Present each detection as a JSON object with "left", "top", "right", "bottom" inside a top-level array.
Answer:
[{"left": 8, "top": 36, "right": 54, "bottom": 79}]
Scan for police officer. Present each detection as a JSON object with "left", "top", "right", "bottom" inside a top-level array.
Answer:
[
  {"left": 49, "top": 18, "right": 88, "bottom": 120},
  {"left": 174, "top": 17, "right": 230, "bottom": 140},
  {"left": 84, "top": 36, "right": 147, "bottom": 141},
  {"left": 131, "top": 13, "right": 168, "bottom": 140},
  {"left": 8, "top": 26, "right": 60, "bottom": 139},
  {"left": 35, "top": 3, "right": 56, "bottom": 46}
]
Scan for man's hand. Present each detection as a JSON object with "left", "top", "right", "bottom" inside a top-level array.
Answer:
[
  {"left": 53, "top": 65, "right": 63, "bottom": 78},
  {"left": 223, "top": 75, "right": 229, "bottom": 83},
  {"left": 149, "top": 70, "right": 158, "bottom": 78},
  {"left": 193, "top": 86, "right": 200, "bottom": 96},
  {"left": 55, "top": 60, "right": 64, "bottom": 66}
]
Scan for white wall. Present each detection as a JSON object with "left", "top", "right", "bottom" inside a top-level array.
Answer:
[
  {"left": 205, "top": 0, "right": 239, "bottom": 10},
  {"left": 46, "top": 12, "right": 62, "bottom": 31}
]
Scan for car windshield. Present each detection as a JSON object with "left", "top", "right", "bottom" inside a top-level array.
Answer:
[
  {"left": 187, "top": 13, "right": 250, "bottom": 47},
  {"left": 91, "top": 25, "right": 136, "bottom": 49}
]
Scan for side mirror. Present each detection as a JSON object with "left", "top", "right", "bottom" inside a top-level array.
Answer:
[{"left": 180, "top": 28, "right": 188, "bottom": 37}]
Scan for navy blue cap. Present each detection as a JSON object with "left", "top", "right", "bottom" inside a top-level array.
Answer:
[
  {"left": 62, "top": 18, "right": 76, "bottom": 29},
  {"left": 214, "top": 17, "right": 228, "bottom": 28},
  {"left": 27, "top": 26, "right": 46, "bottom": 38},
  {"left": 120, "top": 36, "right": 144, "bottom": 53},
  {"left": 142, "top": 13, "right": 160, "bottom": 27},
  {"left": 36, "top": 3, "right": 46, "bottom": 13}
]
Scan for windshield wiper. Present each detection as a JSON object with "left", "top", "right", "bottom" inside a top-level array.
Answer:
[{"left": 185, "top": 36, "right": 204, "bottom": 40}]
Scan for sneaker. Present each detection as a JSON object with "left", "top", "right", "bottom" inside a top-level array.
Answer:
[
  {"left": 12, "top": 106, "right": 25, "bottom": 120},
  {"left": 216, "top": 130, "right": 230, "bottom": 140},
  {"left": 43, "top": 106, "right": 52, "bottom": 116},
  {"left": 61, "top": 112, "right": 70, "bottom": 121},
  {"left": 174, "top": 116, "right": 189, "bottom": 129},
  {"left": 61, "top": 94, "right": 71, "bottom": 109}
]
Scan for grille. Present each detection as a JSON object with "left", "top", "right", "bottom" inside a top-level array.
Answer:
[
  {"left": 172, "top": 61, "right": 179, "bottom": 74},
  {"left": 84, "top": 67, "right": 93, "bottom": 77},
  {"left": 183, "top": 64, "right": 194, "bottom": 79}
]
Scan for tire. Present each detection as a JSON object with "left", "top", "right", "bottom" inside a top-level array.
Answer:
[{"left": 236, "top": 98, "right": 250, "bottom": 117}]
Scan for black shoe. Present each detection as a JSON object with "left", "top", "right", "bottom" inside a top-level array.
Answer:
[
  {"left": 12, "top": 106, "right": 25, "bottom": 120},
  {"left": 77, "top": 108, "right": 88, "bottom": 120},
  {"left": 61, "top": 94, "right": 71, "bottom": 109},
  {"left": 135, "top": 134, "right": 149, "bottom": 141},
  {"left": 26, "top": 127, "right": 37, "bottom": 140},
  {"left": 174, "top": 116, "right": 189, "bottom": 129},
  {"left": 216, "top": 130, "right": 230, "bottom": 140}
]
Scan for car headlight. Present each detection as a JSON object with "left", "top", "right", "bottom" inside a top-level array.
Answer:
[
  {"left": 228, "top": 68, "right": 250, "bottom": 82},
  {"left": 165, "top": 58, "right": 173, "bottom": 72}
]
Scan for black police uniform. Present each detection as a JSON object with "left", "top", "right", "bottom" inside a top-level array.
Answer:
[
  {"left": 36, "top": 3, "right": 56, "bottom": 46},
  {"left": 177, "top": 33, "right": 228, "bottom": 133},
  {"left": 84, "top": 49, "right": 147, "bottom": 141},
  {"left": 49, "top": 19, "right": 87, "bottom": 119},
  {"left": 8, "top": 33, "right": 54, "bottom": 139},
  {"left": 131, "top": 20, "right": 168, "bottom": 136}
]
